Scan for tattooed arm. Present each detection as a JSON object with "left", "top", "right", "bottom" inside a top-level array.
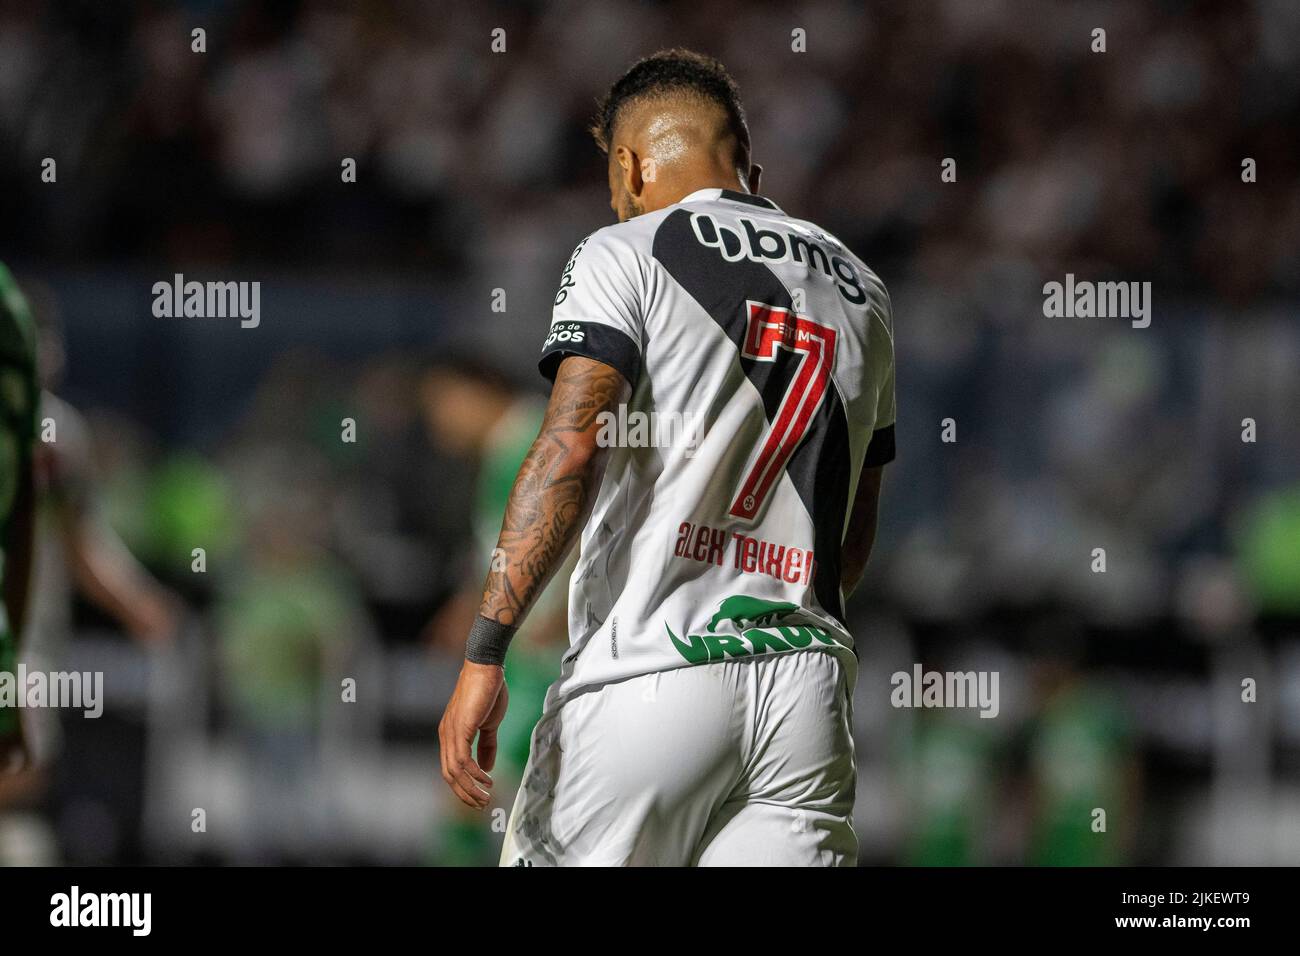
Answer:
[
  {"left": 438, "top": 355, "right": 630, "bottom": 808},
  {"left": 477, "top": 356, "right": 628, "bottom": 626}
]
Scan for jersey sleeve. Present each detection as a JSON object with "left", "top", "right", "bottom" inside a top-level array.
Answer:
[
  {"left": 538, "top": 229, "right": 645, "bottom": 387},
  {"left": 863, "top": 286, "right": 896, "bottom": 467}
]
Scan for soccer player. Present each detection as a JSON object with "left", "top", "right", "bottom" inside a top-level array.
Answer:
[
  {"left": 0, "top": 263, "right": 39, "bottom": 773},
  {"left": 438, "top": 49, "right": 895, "bottom": 866}
]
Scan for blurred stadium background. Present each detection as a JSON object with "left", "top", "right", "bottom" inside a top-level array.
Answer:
[{"left": 1, "top": 0, "right": 1298, "bottom": 865}]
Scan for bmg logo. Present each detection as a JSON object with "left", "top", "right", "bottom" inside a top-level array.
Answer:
[{"left": 688, "top": 212, "right": 866, "bottom": 306}]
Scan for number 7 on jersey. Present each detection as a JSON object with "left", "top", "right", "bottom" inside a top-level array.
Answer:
[{"left": 729, "top": 301, "right": 838, "bottom": 521}]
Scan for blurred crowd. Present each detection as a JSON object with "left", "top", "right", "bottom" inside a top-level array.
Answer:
[
  {"left": 3, "top": 2, "right": 1297, "bottom": 288},
  {"left": 0, "top": 0, "right": 1297, "bottom": 865}
]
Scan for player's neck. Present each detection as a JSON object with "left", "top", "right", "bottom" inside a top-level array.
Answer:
[{"left": 648, "top": 170, "right": 752, "bottom": 213}]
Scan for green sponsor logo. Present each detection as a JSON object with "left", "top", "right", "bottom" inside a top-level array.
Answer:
[
  {"left": 667, "top": 595, "right": 838, "bottom": 663},
  {"left": 707, "top": 595, "right": 800, "bottom": 632}
]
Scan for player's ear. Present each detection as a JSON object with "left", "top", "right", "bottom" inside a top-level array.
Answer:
[
  {"left": 747, "top": 162, "right": 763, "bottom": 195},
  {"left": 616, "top": 144, "right": 644, "bottom": 197}
]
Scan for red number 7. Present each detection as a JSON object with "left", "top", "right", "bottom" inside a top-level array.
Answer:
[{"left": 729, "top": 301, "right": 837, "bottom": 521}]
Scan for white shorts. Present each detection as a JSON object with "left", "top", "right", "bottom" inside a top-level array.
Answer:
[{"left": 500, "top": 649, "right": 857, "bottom": 866}]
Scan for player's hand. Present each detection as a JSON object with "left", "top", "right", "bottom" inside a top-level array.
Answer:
[{"left": 438, "top": 661, "right": 508, "bottom": 809}]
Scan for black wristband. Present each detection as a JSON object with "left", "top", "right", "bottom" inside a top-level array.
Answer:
[{"left": 465, "top": 615, "right": 518, "bottom": 667}]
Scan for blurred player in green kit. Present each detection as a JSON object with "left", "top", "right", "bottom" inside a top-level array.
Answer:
[
  {"left": 419, "top": 359, "right": 572, "bottom": 864},
  {"left": 0, "top": 263, "right": 40, "bottom": 772}
]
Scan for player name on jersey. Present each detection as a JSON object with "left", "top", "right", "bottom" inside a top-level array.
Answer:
[{"left": 673, "top": 520, "right": 815, "bottom": 585}]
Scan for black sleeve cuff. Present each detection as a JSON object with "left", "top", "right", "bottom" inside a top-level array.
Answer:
[
  {"left": 539, "top": 321, "right": 641, "bottom": 388},
  {"left": 864, "top": 423, "right": 895, "bottom": 466}
]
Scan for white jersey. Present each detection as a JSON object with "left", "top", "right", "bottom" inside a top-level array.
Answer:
[{"left": 537, "top": 188, "right": 895, "bottom": 705}]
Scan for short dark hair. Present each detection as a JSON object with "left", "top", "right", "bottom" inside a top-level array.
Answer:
[{"left": 591, "top": 48, "right": 750, "bottom": 166}]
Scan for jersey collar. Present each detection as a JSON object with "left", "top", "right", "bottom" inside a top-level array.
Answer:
[{"left": 678, "top": 188, "right": 784, "bottom": 214}]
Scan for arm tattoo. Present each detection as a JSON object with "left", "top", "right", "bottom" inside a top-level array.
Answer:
[{"left": 477, "top": 356, "right": 629, "bottom": 628}]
